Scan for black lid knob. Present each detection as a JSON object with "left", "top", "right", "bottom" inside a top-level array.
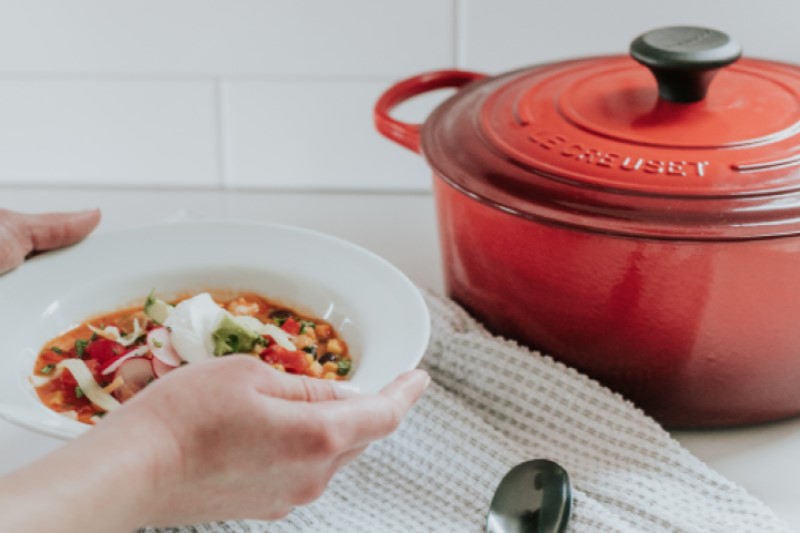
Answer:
[{"left": 630, "top": 26, "right": 742, "bottom": 103}]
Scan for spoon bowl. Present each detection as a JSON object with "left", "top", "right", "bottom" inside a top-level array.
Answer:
[{"left": 486, "top": 459, "right": 572, "bottom": 533}]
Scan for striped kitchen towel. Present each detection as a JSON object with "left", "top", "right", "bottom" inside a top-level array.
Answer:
[{"left": 145, "top": 290, "right": 790, "bottom": 533}]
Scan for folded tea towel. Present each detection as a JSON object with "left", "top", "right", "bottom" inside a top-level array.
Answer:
[{"left": 144, "top": 290, "right": 791, "bottom": 533}]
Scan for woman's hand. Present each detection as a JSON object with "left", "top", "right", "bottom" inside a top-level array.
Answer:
[
  {"left": 113, "top": 356, "right": 429, "bottom": 526},
  {"left": 0, "top": 357, "right": 430, "bottom": 531},
  {"left": 0, "top": 207, "right": 430, "bottom": 530},
  {"left": 0, "top": 208, "right": 100, "bottom": 274}
]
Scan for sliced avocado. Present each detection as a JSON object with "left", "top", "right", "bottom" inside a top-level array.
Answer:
[
  {"left": 144, "top": 290, "right": 173, "bottom": 325},
  {"left": 212, "top": 314, "right": 262, "bottom": 356}
]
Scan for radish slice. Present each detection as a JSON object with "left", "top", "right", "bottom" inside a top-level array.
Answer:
[
  {"left": 152, "top": 357, "right": 177, "bottom": 378},
  {"left": 100, "top": 345, "right": 150, "bottom": 376},
  {"left": 113, "top": 358, "right": 155, "bottom": 403},
  {"left": 147, "top": 327, "right": 181, "bottom": 366}
]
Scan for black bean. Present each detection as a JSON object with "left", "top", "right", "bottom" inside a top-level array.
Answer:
[{"left": 318, "top": 352, "right": 337, "bottom": 365}]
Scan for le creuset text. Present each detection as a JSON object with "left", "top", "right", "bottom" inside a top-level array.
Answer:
[{"left": 527, "top": 129, "right": 710, "bottom": 177}]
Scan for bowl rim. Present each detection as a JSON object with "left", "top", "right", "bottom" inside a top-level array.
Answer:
[{"left": 0, "top": 219, "right": 431, "bottom": 440}]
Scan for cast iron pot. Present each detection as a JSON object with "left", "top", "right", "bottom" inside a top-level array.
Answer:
[{"left": 375, "top": 27, "right": 800, "bottom": 428}]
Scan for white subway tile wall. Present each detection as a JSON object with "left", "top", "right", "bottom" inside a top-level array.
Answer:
[
  {"left": 459, "top": 0, "right": 800, "bottom": 71},
  {"left": 0, "top": 0, "right": 796, "bottom": 190},
  {"left": 0, "top": 1, "right": 453, "bottom": 76},
  {"left": 0, "top": 81, "right": 218, "bottom": 186},
  {"left": 223, "top": 81, "right": 440, "bottom": 190}
]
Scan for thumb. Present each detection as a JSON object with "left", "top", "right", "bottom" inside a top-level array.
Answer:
[
  {"left": 255, "top": 367, "right": 361, "bottom": 403},
  {"left": 21, "top": 209, "right": 101, "bottom": 252}
]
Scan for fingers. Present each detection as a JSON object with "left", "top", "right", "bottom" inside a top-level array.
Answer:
[
  {"left": 379, "top": 369, "right": 431, "bottom": 402},
  {"left": 335, "top": 444, "right": 368, "bottom": 470},
  {"left": 0, "top": 215, "right": 28, "bottom": 274},
  {"left": 313, "top": 369, "right": 430, "bottom": 448},
  {"left": 20, "top": 209, "right": 101, "bottom": 252},
  {"left": 253, "top": 365, "right": 362, "bottom": 403}
]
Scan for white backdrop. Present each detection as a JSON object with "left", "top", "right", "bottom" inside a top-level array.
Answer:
[{"left": 0, "top": 0, "right": 796, "bottom": 191}]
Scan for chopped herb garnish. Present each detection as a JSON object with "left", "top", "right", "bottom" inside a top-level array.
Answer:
[
  {"left": 90, "top": 332, "right": 98, "bottom": 341},
  {"left": 40, "top": 364, "right": 55, "bottom": 375},
  {"left": 75, "top": 386, "right": 84, "bottom": 399},
  {"left": 254, "top": 336, "right": 267, "bottom": 346},
  {"left": 152, "top": 340, "right": 163, "bottom": 348},
  {"left": 75, "top": 339, "right": 88, "bottom": 358},
  {"left": 336, "top": 359, "right": 352, "bottom": 376},
  {"left": 224, "top": 334, "right": 240, "bottom": 353},
  {"left": 299, "top": 320, "right": 316, "bottom": 333},
  {"left": 302, "top": 345, "right": 317, "bottom": 357},
  {"left": 145, "top": 288, "right": 156, "bottom": 308},
  {"left": 50, "top": 346, "right": 63, "bottom": 354},
  {"left": 272, "top": 316, "right": 288, "bottom": 327}
]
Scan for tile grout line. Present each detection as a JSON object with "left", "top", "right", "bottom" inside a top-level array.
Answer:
[
  {"left": 452, "top": 0, "right": 461, "bottom": 67},
  {"left": 0, "top": 183, "right": 434, "bottom": 196},
  {"left": 0, "top": 73, "right": 402, "bottom": 83}
]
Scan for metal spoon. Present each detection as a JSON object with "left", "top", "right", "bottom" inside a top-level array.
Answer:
[{"left": 486, "top": 459, "right": 572, "bottom": 533}]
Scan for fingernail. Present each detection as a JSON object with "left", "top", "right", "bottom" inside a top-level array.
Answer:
[
  {"left": 405, "top": 369, "right": 431, "bottom": 390},
  {"left": 331, "top": 382, "right": 362, "bottom": 399},
  {"left": 422, "top": 371, "right": 432, "bottom": 390}
]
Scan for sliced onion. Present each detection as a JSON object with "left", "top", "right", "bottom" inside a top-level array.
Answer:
[
  {"left": 147, "top": 327, "right": 181, "bottom": 366},
  {"left": 28, "top": 375, "right": 51, "bottom": 387},
  {"left": 258, "top": 323, "right": 297, "bottom": 351},
  {"left": 101, "top": 345, "right": 150, "bottom": 376},
  {"left": 55, "top": 359, "right": 121, "bottom": 412},
  {"left": 88, "top": 318, "right": 143, "bottom": 347},
  {"left": 231, "top": 316, "right": 296, "bottom": 351}
]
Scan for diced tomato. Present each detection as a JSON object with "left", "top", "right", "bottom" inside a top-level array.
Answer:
[
  {"left": 280, "top": 317, "right": 301, "bottom": 335},
  {"left": 55, "top": 368, "right": 93, "bottom": 406},
  {"left": 55, "top": 358, "right": 104, "bottom": 392},
  {"left": 59, "top": 369, "right": 78, "bottom": 389},
  {"left": 85, "top": 338, "right": 126, "bottom": 367},
  {"left": 261, "top": 344, "right": 310, "bottom": 374},
  {"left": 97, "top": 350, "right": 133, "bottom": 375},
  {"left": 62, "top": 386, "right": 86, "bottom": 405},
  {"left": 83, "top": 358, "right": 106, "bottom": 384},
  {"left": 76, "top": 404, "right": 99, "bottom": 421}
]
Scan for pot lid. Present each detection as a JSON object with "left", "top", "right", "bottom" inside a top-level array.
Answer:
[{"left": 421, "top": 27, "right": 800, "bottom": 240}]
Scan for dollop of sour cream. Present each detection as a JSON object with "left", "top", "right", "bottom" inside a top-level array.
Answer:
[{"left": 163, "top": 293, "right": 226, "bottom": 362}]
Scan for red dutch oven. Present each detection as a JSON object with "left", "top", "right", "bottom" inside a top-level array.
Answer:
[{"left": 374, "top": 27, "right": 800, "bottom": 428}]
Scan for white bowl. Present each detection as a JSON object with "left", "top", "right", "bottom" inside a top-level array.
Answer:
[{"left": 0, "top": 220, "right": 430, "bottom": 440}]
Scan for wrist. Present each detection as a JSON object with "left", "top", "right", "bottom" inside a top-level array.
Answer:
[
  {"left": 0, "top": 419, "right": 157, "bottom": 532},
  {"left": 82, "top": 407, "right": 183, "bottom": 529},
  {"left": 3, "top": 408, "right": 178, "bottom": 532}
]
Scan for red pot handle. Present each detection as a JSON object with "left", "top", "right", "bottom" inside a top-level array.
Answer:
[{"left": 374, "top": 70, "right": 487, "bottom": 154}]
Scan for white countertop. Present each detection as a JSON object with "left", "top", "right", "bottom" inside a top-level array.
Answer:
[{"left": 2, "top": 186, "right": 799, "bottom": 531}]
